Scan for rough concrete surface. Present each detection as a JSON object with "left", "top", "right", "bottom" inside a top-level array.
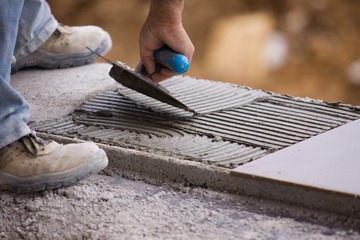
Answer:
[
  {"left": 3, "top": 64, "right": 359, "bottom": 239},
  {"left": 1, "top": 174, "right": 359, "bottom": 239},
  {"left": 10, "top": 63, "right": 117, "bottom": 122}
]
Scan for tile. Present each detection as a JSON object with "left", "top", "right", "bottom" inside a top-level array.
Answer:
[{"left": 232, "top": 119, "right": 360, "bottom": 196}]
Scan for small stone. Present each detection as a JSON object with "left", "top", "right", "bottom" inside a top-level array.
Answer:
[
  {"left": 25, "top": 199, "right": 43, "bottom": 212},
  {"left": 99, "top": 192, "right": 114, "bottom": 201},
  {"left": 0, "top": 194, "right": 13, "bottom": 203}
]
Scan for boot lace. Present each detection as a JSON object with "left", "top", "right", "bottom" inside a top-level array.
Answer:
[{"left": 19, "top": 132, "right": 49, "bottom": 156}]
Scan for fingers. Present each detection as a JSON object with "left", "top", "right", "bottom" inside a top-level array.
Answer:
[
  {"left": 141, "top": 43, "right": 195, "bottom": 82},
  {"left": 140, "top": 51, "right": 156, "bottom": 75},
  {"left": 165, "top": 27, "right": 195, "bottom": 64},
  {"left": 141, "top": 45, "right": 179, "bottom": 82},
  {"left": 151, "top": 67, "right": 177, "bottom": 82},
  {"left": 138, "top": 48, "right": 177, "bottom": 82}
]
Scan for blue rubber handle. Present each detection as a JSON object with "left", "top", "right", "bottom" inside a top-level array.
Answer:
[{"left": 154, "top": 47, "right": 190, "bottom": 74}]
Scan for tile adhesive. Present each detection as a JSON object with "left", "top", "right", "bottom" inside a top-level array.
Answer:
[{"left": 31, "top": 76, "right": 360, "bottom": 169}]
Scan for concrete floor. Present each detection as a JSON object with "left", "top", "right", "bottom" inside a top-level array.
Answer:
[{"left": 3, "top": 63, "right": 359, "bottom": 239}]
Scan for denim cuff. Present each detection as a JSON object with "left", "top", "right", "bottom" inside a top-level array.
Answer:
[
  {"left": 0, "top": 116, "right": 31, "bottom": 148},
  {"left": 16, "top": 17, "right": 58, "bottom": 60}
]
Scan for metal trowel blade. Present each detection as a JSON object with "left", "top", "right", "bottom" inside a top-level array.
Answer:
[{"left": 87, "top": 48, "right": 195, "bottom": 113}]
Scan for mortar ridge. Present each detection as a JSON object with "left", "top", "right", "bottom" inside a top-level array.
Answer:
[{"left": 31, "top": 76, "right": 360, "bottom": 169}]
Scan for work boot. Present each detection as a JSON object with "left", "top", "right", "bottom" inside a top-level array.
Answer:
[
  {"left": 0, "top": 132, "right": 108, "bottom": 193},
  {"left": 11, "top": 23, "right": 112, "bottom": 73}
]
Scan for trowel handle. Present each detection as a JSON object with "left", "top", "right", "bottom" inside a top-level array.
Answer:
[{"left": 154, "top": 47, "right": 190, "bottom": 74}]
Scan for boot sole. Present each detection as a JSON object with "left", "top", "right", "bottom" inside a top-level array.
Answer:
[{"left": 0, "top": 148, "right": 108, "bottom": 193}]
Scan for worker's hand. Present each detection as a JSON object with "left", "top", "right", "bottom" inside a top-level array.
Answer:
[{"left": 139, "top": 0, "right": 194, "bottom": 82}]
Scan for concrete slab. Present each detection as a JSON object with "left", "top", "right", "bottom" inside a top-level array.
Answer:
[
  {"left": 11, "top": 63, "right": 118, "bottom": 122},
  {"left": 5, "top": 63, "right": 360, "bottom": 238},
  {"left": 26, "top": 64, "right": 360, "bottom": 216},
  {"left": 232, "top": 118, "right": 360, "bottom": 196}
]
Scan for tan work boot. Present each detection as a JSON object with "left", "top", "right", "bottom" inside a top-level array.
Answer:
[
  {"left": 0, "top": 132, "right": 108, "bottom": 193},
  {"left": 12, "top": 23, "right": 112, "bottom": 73}
]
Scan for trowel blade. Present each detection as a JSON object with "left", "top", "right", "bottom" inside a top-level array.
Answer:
[
  {"left": 109, "top": 63, "right": 195, "bottom": 112},
  {"left": 87, "top": 48, "right": 194, "bottom": 113}
]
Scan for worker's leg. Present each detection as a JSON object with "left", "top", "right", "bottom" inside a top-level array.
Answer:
[
  {"left": 12, "top": 0, "right": 112, "bottom": 73},
  {"left": 0, "top": 0, "right": 31, "bottom": 148},
  {"left": 14, "top": 0, "right": 58, "bottom": 60},
  {"left": 0, "top": 0, "right": 108, "bottom": 193}
]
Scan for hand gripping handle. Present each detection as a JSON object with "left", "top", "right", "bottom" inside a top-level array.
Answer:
[{"left": 154, "top": 46, "right": 190, "bottom": 74}]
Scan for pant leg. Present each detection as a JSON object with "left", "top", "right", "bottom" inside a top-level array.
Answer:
[
  {"left": 0, "top": 0, "right": 32, "bottom": 148},
  {"left": 14, "top": 0, "right": 58, "bottom": 60}
]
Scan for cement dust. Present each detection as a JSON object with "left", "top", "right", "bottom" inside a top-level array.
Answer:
[{"left": 1, "top": 173, "right": 360, "bottom": 239}]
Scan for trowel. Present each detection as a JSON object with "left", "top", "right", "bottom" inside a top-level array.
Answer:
[{"left": 88, "top": 47, "right": 195, "bottom": 113}]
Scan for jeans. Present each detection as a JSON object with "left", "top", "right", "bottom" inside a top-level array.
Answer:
[{"left": 0, "top": 0, "right": 57, "bottom": 148}]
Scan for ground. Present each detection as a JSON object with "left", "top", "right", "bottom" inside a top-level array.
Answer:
[
  {"left": 48, "top": 0, "right": 360, "bottom": 105},
  {"left": 2, "top": 174, "right": 359, "bottom": 239},
  {"left": 3, "top": 64, "right": 359, "bottom": 239}
]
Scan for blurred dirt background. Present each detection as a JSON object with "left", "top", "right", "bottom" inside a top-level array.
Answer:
[{"left": 48, "top": 0, "right": 360, "bottom": 105}]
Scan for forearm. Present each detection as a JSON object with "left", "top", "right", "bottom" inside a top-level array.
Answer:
[{"left": 149, "top": 0, "right": 184, "bottom": 25}]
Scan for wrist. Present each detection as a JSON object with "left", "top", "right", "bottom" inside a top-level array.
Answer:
[{"left": 149, "top": 0, "right": 184, "bottom": 25}]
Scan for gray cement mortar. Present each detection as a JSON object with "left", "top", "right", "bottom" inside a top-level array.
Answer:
[{"left": 3, "top": 64, "right": 359, "bottom": 239}]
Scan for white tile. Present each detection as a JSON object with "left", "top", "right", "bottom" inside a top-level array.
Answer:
[{"left": 232, "top": 119, "right": 360, "bottom": 196}]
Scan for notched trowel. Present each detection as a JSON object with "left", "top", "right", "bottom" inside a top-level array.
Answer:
[{"left": 88, "top": 47, "right": 195, "bottom": 113}]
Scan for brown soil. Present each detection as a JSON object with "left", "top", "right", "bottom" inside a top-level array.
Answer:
[{"left": 49, "top": 0, "right": 360, "bottom": 105}]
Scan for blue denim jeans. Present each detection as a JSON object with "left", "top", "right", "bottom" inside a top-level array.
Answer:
[{"left": 0, "top": 0, "right": 57, "bottom": 148}]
